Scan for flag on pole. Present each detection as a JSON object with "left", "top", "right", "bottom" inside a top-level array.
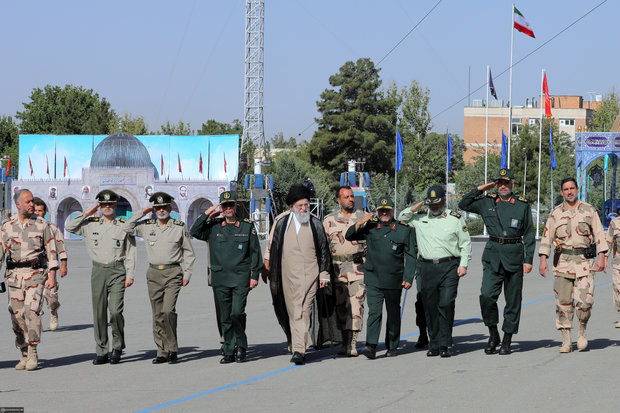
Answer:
[
  {"left": 543, "top": 73, "right": 552, "bottom": 119},
  {"left": 605, "top": 154, "right": 609, "bottom": 174},
  {"left": 63, "top": 156, "right": 67, "bottom": 178},
  {"left": 447, "top": 133, "right": 453, "bottom": 172},
  {"left": 514, "top": 6, "right": 535, "bottom": 38},
  {"left": 6, "top": 155, "right": 11, "bottom": 177},
  {"left": 224, "top": 153, "right": 227, "bottom": 173},
  {"left": 160, "top": 154, "right": 164, "bottom": 176},
  {"left": 549, "top": 126, "right": 557, "bottom": 170},
  {"left": 501, "top": 130, "right": 508, "bottom": 168},
  {"left": 396, "top": 129, "right": 403, "bottom": 172},
  {"left": 489, "top": 69, "right": 498, "bottom": 100},
  {"left": 29, "top": 156, "right": 33, "bottom": 176},
  {"left": 177, "top": 153, "right": 182, "bottom": 173},
  {"left": 199, "top": 153, "right": 203, "bottom": 174},
  {"left": 46, "top": 155, "right": 50, "bottom": 176}
]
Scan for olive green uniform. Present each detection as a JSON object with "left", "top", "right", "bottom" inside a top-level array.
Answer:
[
  {"left": 65, "top": 214, "right": 136, "bottom": 357},
  {"left": 458, "top": 189, "right": 535, "bottom": 334},
  {"left": 190, "top": 214, "right": 263, "bottom": 356},
  {"left": 345, "top": 219, "right": 417, "bottom": 351},
  {"left": 124, "top": 211, "right": 196, "bottom": 358}
]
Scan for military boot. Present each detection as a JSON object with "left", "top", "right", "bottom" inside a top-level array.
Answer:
[
  {"left": 577, "top": 322, "right": 588, "bottom": 350},
  {"left": 349, "top": 331, "right": 359, "bottom": 357},
  {"left": 484, "top": 326, "right": 501, "bottom": 354},
  {"left": 498, "top": 333, "right": 512, "bottom": 355},
  {"left": 338, "top": 331, "right": 350, "bottom": 356},
  {"left": 615, "top": 312, "right": 620, "bottom": 328},
  {"left": 25, "top": 345, "right": 38, "bottom": 371},
  {"left": 50, "top": 309, "right": 59, "bottom": 331},
  {"left": 559, "top": 328, "right": 572, "bottom": 353},
  {"left": 15, "top": 348, "right": 28, "bottom": 370}
]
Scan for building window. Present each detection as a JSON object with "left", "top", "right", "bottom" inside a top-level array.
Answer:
[{"left": 560, "top": 119, "right": 575, "bottom": 126}]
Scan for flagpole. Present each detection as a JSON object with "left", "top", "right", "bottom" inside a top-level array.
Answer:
[
  {"left": 536, "top": 68, "right": 544, "bottom": 239},
  {"left": 445, "top": 128, "right": 449, "bottom": 186},
  {"left": 394, "top": 125, "right": 398, "bottom": 214},
  {"left": 507, "top": 2, "right": 515, "bottom": 168},
  {"left": 550, "top": 126, "right": 554, "bottom": 208},
  {"left": 484, "top": 66, "right": 490, "bottom": 236}
]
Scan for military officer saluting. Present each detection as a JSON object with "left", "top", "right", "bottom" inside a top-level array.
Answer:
[
  {"left": 345, "top": 196, "right": 416, "bottom": 359},
  {"left": 66, "top": 189, "right": 136, "bottom": 365},
  {"left": 190, "top": 190, "right": 263, "bottom": 363},
  {"left": 459, "top": 168, "right": 535, "bottom": 355},
  {"left": 124, "top": 192, "right": 196, "bottom": 364},
  {"left": 399, "top": 185, "right": 471, "bottom": 357}
]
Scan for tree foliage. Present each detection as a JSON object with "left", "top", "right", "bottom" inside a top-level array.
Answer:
[
  {"left": 198, "top": 119, "right": 243, "bottom": 135},
  {"left": 590, "top": 89, "right": 619, "bottom": 132},
  {"left": 159, "top": 120, "right": 193, "bottom": 135},
  {"left": 271, "top": 132, "right": 297, "bottom": 149},
  {"left": 0, "top": 115, "right": 20, "bottom": 173},
  {"left": 16, "top": 84, "right": 114, "bottom": 134},
  {"left": 108, "top": 112, "right": 150, "bottom": 135}
]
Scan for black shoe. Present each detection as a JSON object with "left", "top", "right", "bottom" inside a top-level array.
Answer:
[
  {"left": 290, "top": 351, "right": 305, "bottom": 365},
  {"left": 93, "top": 355, "right": 109, "bottom": 365},
  {"left": 110, "top": 349, "right": 122, "bottom": 364},
  {"left": 152, "top": 356, "right": 167, "bottom": 364},
  {"left": 361, "top": 344, "right": 377, "bottom": 360},
  {"left": 485, "top": 326, "right": 501, "bottom": 354},
  {"left": 426, "top": 349, "right": 439, "bottom": 357},
  {"left": 236, "top": 347, "right": 247, "bottom": 363},
  {"left": 385, "top": 349, "right": 398, "bottom": 357},
  {"left": 167, "top": 352, "right": 178, "bottom": 364},
  {"left": 220, "top": 345, "right": 225, "bottom": 356},
  {"left": 499, "top": 333, "right": 513, "bottom": 355},
  {"left": 415, "top": 334, "right": 429, "bottom": 349},
  {"left": 220, "top": 355, "right": 235, "bottom": 364},
  {"left": 439, "top": 346, "right": 452, "bottom": 358}
]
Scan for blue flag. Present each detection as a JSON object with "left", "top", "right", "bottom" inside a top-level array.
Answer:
[
  {"left": 447, "top": 133, "right": 453, "bottom": 172},
  {"left": 396, "top": 128, "right": 403, "bottom": 172},
  {"left": 489, "top": 69, "right": 498, "bottom": 100},
  {"left": 549, "top": 127, "right": 556, "bottom": 169},
  {"left": 605, "top": 154, "right": 609, "bottom": 174},
  {"left": 501, "top": 130, "right": 507, "bottom": 168}
]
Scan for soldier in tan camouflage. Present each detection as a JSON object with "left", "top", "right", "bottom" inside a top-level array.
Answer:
[
  {"left": 1, "top": 189, "right": 59, "bottom": 370},
  {"left": 33, "top": 197, "right": 68, "bottom": 331},
  {"left": 539, "top": 178, "right": 607, "bottom": 353},
  {"left": 323, "top": 186, "right": 366, "bottom": 356},
  {"left": 605, "top": 214, "right": 620, "bottom": 327}
]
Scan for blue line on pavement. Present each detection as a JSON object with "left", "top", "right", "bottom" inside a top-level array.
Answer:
[{"left": 137, "top": 280, "right": 612, "bottom": 412}]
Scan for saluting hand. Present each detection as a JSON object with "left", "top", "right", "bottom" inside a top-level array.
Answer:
[
  {"left": 142, "top": 206, "right": 154, "bottom": 215},
  {"left": 477, "top": 182, "right": 496, "bottom": 192},
  {"left": 84, "top": 204, "right": 100, "bottom": 217},
  {"left": 205, "top": 204, "right": 221, "bottom": 218},
  {"left": 356, "top": 213, "right": 374, "bottom": 230},
  {"left": 410, "top": 201, "right": 425, "bottom": 213}
]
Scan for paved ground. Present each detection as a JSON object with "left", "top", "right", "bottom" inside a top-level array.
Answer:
[{"left": 1, "top": 240, "right": 619, "bottom": 412}]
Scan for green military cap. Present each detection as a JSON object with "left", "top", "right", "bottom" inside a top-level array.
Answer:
[
  {"left": 495, "top": 168, "right": 515, "bottom": 181},
  {"left": 425, "top": 185, "right": 445, "bottom": 205},
  {"left": 219, "top": 190, "right": 237, "bottom": 203},
  {"left": 376, "top": 196, "right": 394, "bottom": 210},
  {"left": 96, "top": 190, "right": 119, "bottom": 203},
  {"left": 149, "top": 191, "right": 174, "bottom": 206}
]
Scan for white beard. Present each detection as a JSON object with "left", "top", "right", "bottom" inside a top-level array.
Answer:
[
  {"left": 102, "top": 210, "right": 115, "bottom": 217},
  {"left": 157, "top": 211, "right": 170, "bottom": 220},
  {"left": 293, "top": 210, "right": 310, "bottom": 224}
]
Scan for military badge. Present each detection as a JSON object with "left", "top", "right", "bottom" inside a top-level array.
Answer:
[
  {"left": 104, "top": 193, "right": 110, "bottom": 201},
  {"left": 500, "top": 169, "right": 507, "bottom": 176},
  {"left": 510, "top": 219, "right": 519, "bottom": 228}
]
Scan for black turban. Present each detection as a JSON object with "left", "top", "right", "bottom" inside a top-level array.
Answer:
[{"left": 285, "top": 184, "right": 312, "bottom": 206}]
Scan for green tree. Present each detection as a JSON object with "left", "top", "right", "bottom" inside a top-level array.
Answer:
[
  {"left": 589, "top": 89, "right": 619, "bottom": 132},
  {"left": 198, "top": 119, "right": 243, "bottom": 135},
  {"left": 308, "top": 58, "right": 397, "bottom": 177},
  {"left": 0, "top": 115, "right": 20, "bottom": 174},
  {"left": 271, "top": 132, "right": 297, "bottom": 149},
  {"left": 108, "top": 112, "right": 150, "bottom": 135},
  {"left": 17, "top": 84, "right": 114, "bottom": 134},
  {"left": 159, "top": 120, "right": 193, "bottom": 135}
]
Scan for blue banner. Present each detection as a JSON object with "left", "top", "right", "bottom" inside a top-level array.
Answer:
[
  {"left": 396, "top": 128, "right": 403, "bottom": 172},
  {"left": 549, "top": 127, "right": 556, "bottom": 169},
  {"left": 501, "top": 130, "right": 507, "bottom": 168},
  {"left": 447, "top": 133, "right": 453, "bottom": 172}
]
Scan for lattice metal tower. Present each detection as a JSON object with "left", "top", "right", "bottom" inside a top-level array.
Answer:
[{"left": 242, "top": 0, "right": 265, "bottom": 152}]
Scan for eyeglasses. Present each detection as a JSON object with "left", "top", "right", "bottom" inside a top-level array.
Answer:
[{"left": 221, "top": 203, "right": 236, "bottom": 209}]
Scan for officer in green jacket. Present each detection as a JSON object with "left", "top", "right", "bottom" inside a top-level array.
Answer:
[
  {"left": 458, "top": 168, "right": 535, "bottom": 355},
  {"left": 345, "top": 196, "right": 416, "bottom": 359},
  {"left": 190, "top": 191, "right": 263, "bottom": 364}
]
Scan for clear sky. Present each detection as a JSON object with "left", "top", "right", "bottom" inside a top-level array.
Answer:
[{"left": 1, "top": 0, "right": 617, "bottom": 144}]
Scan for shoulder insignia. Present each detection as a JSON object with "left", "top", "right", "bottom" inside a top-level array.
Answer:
[
  {"left": 473, "top": 194, "right": 485, "bottom": 200},
  {"left": 487, "top": 193, "right": 497, "bottom": 199},
  {"left": 517, "top": 196, "right": 529, "bottom": 203},
  {"left": 242, "top": 218, "right": 253, "bottom": 224},
  {"left": 119, "top": 218, "right": 126, "bottom": 223},
  {"left": 173, "top": 219, "right": 183, "bottom": 226},
  {"left": 417, "top": 209, "right": 428, "bottom": 215},
  {"left": 146, "top": 219, "right": 156, "bottom": 224},
  {"left": 88, "top": 217, "right": 100, "bottom": 222},
  {"left": 399, "top": 221, "right": 409, "bottom": 226},
  {"left": 370, "top": 217, "right": 379, "bottom": 222},
  {"left": 450, "top": 211, "right": 462, "bottom": 219}
]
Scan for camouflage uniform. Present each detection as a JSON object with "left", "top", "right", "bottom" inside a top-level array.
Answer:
[
  {"left": 42, "top": 223, "right": 67, "bottom": 314},
  {"left": 605, "top": 217, "right": 620, "bottom": 326},
  {"left": 0, "top": 214, "right": 58, "bottom": 362},
  {"left": 323, "top": 209, "right": 366, "bottom": 355},
  {"left": 539, "top": 201, "right": 606, "bottom": 333}
]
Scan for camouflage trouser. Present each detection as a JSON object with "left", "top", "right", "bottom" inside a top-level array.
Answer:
[
  {"left": 554, "top": 274, "right": 594, "bottom": 329},
  {"left": 7, "top": 269, "right": 47, "bottom": 349},
  {"left": 613, "top": 266, "right": 620, "bottom": 314},
  {"left": 334, "top": 279, "right": 365, "bottom": 331},
  {"left": 43, "top": 284, "right": 60, "bottom": 312}
]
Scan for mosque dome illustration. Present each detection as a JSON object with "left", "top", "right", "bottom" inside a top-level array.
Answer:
[{"left": 90, "top": 132, "right": 158, "bottom": 177}]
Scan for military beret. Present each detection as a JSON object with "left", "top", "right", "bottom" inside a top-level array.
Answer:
[
  {"left": 495, "top": 168, "right": 515, "bottom": 181},
  {"left": 219, "top": 190, "right": 237, "bottom": 204},
  {"left": 376, "top": 196, "right": 394, "bottom": 210},
  {"left": 425, "top": 185, "right": 445, "bottom": 206},
  {"left": 149, "top": 191, "right": 174, "bottom": 206},
  {"left": 96, "top": 190, "right": 119, "bottom": 203}
]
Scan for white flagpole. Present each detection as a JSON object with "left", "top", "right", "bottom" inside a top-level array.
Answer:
[
  {"left": 536, "top": 68, "right": 544, "bottom": 239},
  {"left": 508, "top": 3, "right": 515, "bottom": 168},
  {"left": 484, "top": 66, "right": 490, "bottom": 236},
  {"left": 394, "top": 126, "right": 398, "bottom": 214},
  {"left": 446, "top": 128, "right": 449, "bottom": 187}
]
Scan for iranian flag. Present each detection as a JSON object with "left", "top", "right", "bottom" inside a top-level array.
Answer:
[{"left": 514, "top": 6, "right": 535, "bottom": 38}]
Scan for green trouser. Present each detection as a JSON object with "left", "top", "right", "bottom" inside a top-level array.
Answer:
[
  {"left": 419, "top": 260, "right": 460, "bottom": 351},
  {"left": 215, "top": 285, "right": 250, "bottom": 356},
  {"left": 414, "top": 276, "right": 427, "bottom": 336},
  {"left": 147, "top": 266, "right": 183, "bottom": 357},
  {"left": 480, "top": 261, "right": 523, "bottom": 334},
  {"left": 365, "top": 285, "right": 402, "bottom": 350},
  {"left": 91, "top": 261, "right": 126, "bottom": 357}
]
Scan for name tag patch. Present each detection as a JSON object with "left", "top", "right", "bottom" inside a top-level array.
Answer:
[{"left": 510, "top": 219, "right": 519, "bottom": 228}]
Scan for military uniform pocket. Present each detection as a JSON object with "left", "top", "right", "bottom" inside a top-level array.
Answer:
[{"left": 576, "top": 222, "right": 591, "bottom": 236}]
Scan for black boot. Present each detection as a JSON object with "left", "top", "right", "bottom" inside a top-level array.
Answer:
[
  {"left": 485, "top": 326, "right": 501, "bottom": 354},
  {"left": 361, "top": 344, "right": 377, "bottom": 360},
  {"left": 415, "top": 331, "right": 429, "bottom": 349},
  {"left": 498, "top": 333, "right": 512, "bottom": 355}
]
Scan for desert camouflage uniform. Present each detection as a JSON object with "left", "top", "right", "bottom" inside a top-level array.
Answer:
[
  {"left": 323, "top": 209, "right": 366, "bottom": 332},
  {"left": 539, "top": 200, "right": 607, "bottom": 329},
  {"left": 1, "top": 214, "right": 59, "bottom": 349},
  {"left": 605, "top": 217, "right": 620, "bottom": 322},
  {"left": 42, "top": 223, "right": 67, "bottom": 312}
]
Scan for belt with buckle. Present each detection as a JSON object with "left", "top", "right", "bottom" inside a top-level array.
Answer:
[
  {"left": 93, "top": 260, "right": 124, "bottom": 268},
  {"left": 489, "top": 236, "right": 522, "bottom": 245},
  {"left": 149, "top": 263, "right": 181, "bottom": 270},
  {"left": 560, "top": 248, "right": 588, "bottom": 256},
  {"left": 419, "top": 256, "right": 459, "bottom": 264},
  {"left": 332, "top": 254, "right": 353, "bottom": 262}
]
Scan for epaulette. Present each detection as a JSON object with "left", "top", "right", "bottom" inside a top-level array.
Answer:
[
  {"left": 450, "top": 211, "right": 462, "bottom": 219},
  {"left": 119, "top": 218, "right": 126, "bottom": 223},
  {"left": 173, "top": 219, "right": 183, "bottom": 226},
  {"left": 473, "top": 193, "right": 485, "bottom": 200},
  {"left": 416, "top": 209, "right": 428, "bottom": 214},
  {"left": 370, "top": 217, "right": 379, "bottom": 222},
  {"left": 487, "top": 193, "right": 498, "bottom": 199},
  {"left": 399, "top": 221, "right": 409, "bottom": 226},
  {"left": 146, "top": 219, "right": 156, "bottom": 224},
  {"left": 242, "top": 218, "right": 253, "bottom": 224},
  {"left": 517, "top": 196, "right": 529, "bottom": 203},
  {"left": 88, "top": 217, "right": 100, "bottom": 222}
]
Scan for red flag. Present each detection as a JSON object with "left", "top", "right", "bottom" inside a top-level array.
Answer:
[
  {"left": 46, "top": 155, "right": 50, "bottom": 175},
  {"left": 29, "top": 156, "right": 33, "bottom": 176},
  {"left": 543, "top": 73, "right": 552, "bottom": 119},
  {"left": 5, "top": 155, "right": 11, "bottom": 177},
  {"left": 178, "top": 153, "right": 182, "bottom": 173},
  {"left": 160, "top": 154, "right": 164, "bottom": 176},
  {"left": 224, "top": 153, "right": 227, "bottom": 173},
  {"left": 199, "top": 153, "right": 203, "bottom": 174},
  {"left": 63, "top": 156, "right": 67, "bottom": 178}
]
